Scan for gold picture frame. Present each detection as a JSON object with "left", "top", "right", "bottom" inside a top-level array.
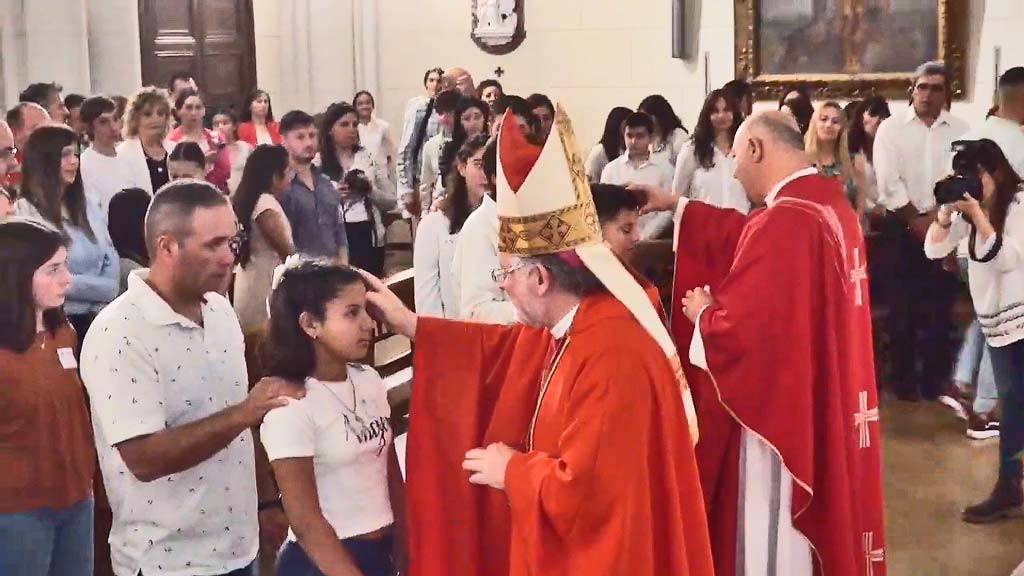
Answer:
[{"left": 734, "top": 0, "right": 968, "bottom": 101}]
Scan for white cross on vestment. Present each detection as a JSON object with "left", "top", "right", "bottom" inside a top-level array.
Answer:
[
  {"left": 862, "top": 531, "right": 884, "bottom": 576},
  {"left": 850, "top": 248, "right": 868, "bottom": 307},
  {"left": 854, "top": 390, "right": 879, "bottom": 449}
]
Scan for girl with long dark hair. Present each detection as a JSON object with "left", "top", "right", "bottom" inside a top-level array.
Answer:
[
  {"left": 107, "top": 187, "right": 151, "bottom": 294},
  {"left": 212, "top": 109, "right": 254, "bottom": 194},
  {"left": 317, "top": 102, "right": 397, "bottom": 277},
  {"left": 354, "top": 90, "right": 397, "bottom": 183},
  {"left": 15, "top": 125, "right": 119, "bottom": 350},
  {"left": 232, "top": 144, "right": 295, "bottom": 333},
  {"left": 260, "top": 259, "right": 405, "bottom": 576},
  {"left": 778, "top": 85, "right": 815, "bottom": 136},
  {"left": 925, "top": 139, "right": 1024, "bottom": 523},
  {"left": 586, "top": 106, "right": 632, "bottom": 183},
  {"left": 238, "top": 89, "right": 282, "bottom": 145},
  {"left": 414, "top": 135, "right": 489, "bottom": 317},
  {"left": 437, "top": 96, "right": 489, "bottom": 199},
  {"left": 847, "top": 96, "right": 892, "bottom": 213},
  {"left": 638, "top": 95, "right": 688, "bottom": 166},
  {"left": 0, "top": 218, "right": 96, "bottom": 576},
  {"left": 672, "top": 89, "right": 749, "bottom": 212}
]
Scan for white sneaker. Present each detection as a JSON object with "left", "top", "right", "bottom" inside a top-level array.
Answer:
[
  {"left": 966, "top": 414, "right": 1000, "bottom": 440},
  {"left": 938, "top": 394, "right": 969, "bottom": 421}
]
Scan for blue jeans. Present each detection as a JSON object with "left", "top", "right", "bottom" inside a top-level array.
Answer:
[
  {"left": 276, "top": 535, "right": 394, "bottom": 576},
  {"left": 0, "top": 496, "right": 94, "bottom": 576},
  {"left": 991, "top": 339, "right": 1024, "bottom": 478},
  {"left": 954, "top": 319, "right": 999, "bottom": 414}
]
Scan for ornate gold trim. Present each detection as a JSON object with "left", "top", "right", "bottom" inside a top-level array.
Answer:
[
  {"left": 734, "top": 0, "right": 968, "bottom": 101},
  {"left": 498, "top": 202, "right": 601, "bottom": 256}
]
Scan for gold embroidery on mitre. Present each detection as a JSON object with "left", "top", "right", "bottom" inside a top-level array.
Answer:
[
  {"left": 498, "top": 200, "right": 601, "bottom": 256},
  {"left": 496, "top": 105, "right": 603, "bottom": 256},
  {"left": 554, "top": 106, "right": 592, "bottom": 206}
]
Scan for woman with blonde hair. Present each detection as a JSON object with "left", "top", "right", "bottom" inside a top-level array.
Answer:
[
  {"left": 116, "top": 87, "right": 176, "bottom": 194},
  {"left": 806, "top": 100, "right": 864, "bottom": 212}
]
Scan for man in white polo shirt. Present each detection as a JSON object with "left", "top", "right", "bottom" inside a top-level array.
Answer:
[
  {"left": 81, "top": 180, "right": 299, "bottom": 576},
  {"left": 601, "top": 111, "right": 674, "bottom": 240}
]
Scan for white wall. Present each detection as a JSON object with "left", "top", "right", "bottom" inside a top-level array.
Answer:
[
  {"left": 366, "top": 0, "right": 1024, "bottom": 147},
  {"left": 86, "top": 0, "right": 141, "bottom": 97},
  {"left": 373, "top": 0, "right": 735, "bottom": 146}
]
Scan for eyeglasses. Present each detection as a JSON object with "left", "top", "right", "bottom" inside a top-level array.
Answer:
[{"left": 491, "top": 261, "right": 531, "bottom": 283}]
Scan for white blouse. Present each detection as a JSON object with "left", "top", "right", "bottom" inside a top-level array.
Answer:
[
  {"left": 413, "top": 211, "right": 458, "bottom": 318},
  {"left": 672, "top": 142, "right": 751, "bottom": 213}
]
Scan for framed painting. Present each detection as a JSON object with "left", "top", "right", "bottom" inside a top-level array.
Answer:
[{"left": 734, "top": 0, "right": 968, "bottom": 100}]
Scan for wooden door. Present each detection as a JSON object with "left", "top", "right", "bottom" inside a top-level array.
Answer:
[{"left": 138, "top": 0, "right": 257, "bottom": 113}]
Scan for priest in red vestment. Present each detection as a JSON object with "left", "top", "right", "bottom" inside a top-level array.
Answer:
[
  {"left": 360, "top": 106, "right": 714, "bottom": 576},
  {"left": 643, "top": 111, "right": 886, "bottom": 576}
]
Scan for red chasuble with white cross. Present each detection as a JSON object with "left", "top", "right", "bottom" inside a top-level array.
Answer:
[{"left": 670, "top": 173, "right": 886, "bottom": 576}]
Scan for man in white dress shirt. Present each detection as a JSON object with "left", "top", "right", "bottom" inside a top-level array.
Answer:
[
  {"left": 872, "top": 60, "right": 970, "bottom": 401},
  {"left": 601, "top": 112, "right": 674, "bottom": 240}
]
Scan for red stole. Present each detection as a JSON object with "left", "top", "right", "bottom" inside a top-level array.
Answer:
[{"left": 670, "top": 176, "right": 886, "bottom": 576}]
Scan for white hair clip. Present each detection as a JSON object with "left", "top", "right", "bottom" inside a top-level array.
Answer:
[{"left": 267, "top": 254, "right": 307, "bottom": 318}]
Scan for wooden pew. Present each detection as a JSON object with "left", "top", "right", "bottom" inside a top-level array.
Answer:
[
  {"left": 371, "top": 268, "right": 416, "bottom": 429},
  {"left": 629, "top": 239, "right": 676, "bottom": 308}
]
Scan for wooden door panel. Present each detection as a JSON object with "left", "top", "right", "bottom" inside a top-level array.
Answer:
[{"left": 139, "top": 0, "right": 256, "bottom": 113}]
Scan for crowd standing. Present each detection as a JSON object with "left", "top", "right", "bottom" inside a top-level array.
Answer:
[{"left": 1, "top": 58, "right": 1023, "bottom": 576}]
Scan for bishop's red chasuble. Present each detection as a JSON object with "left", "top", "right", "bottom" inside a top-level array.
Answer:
[
  {"left": 670, "top": 173, "right": 886, "bottom": 576},
  {"left": 405, "top": 292, "right": 715, "bottom": 576}
]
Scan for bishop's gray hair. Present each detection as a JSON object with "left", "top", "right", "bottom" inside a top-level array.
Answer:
[{"left": 522, "top": 253, "right": 604, "bottom": 297}]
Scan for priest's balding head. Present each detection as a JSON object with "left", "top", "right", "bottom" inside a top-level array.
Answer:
[
  {"left": 443, "top": 67, "right": 476, "bottom": 97},
  {"left": 732, "top": 110, "right": 813, "bottom": 206}
]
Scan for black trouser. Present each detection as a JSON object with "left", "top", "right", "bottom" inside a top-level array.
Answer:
[
  {"left": 346, "top": 220, "right": 386, "bottom": 277},
  {"left": 875, "top": 215, "right": 960, "bottom": 399}
]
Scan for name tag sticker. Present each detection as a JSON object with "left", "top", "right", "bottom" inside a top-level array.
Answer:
[{"left": 57, "top": 347, "right": 78, "bottom": 369}]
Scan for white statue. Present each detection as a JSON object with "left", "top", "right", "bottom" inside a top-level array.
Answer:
[{"left": 474, "top": 0, "right": 517, "bottom": 46}]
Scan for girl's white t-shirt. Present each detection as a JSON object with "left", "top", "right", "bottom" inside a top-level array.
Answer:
[{"left": 260, "top": 365, "right": 394, "bottom": 541}]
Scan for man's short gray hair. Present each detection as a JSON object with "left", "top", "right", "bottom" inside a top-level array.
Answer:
[
  {"left": 914, "top": 60, "right": 950, "bottom": 87},
  {"left": 523, "top": 253, "right": 604, "bottom": 297},
  {"left": 145, "top": 179, "right": 229, "bottom": 252}
]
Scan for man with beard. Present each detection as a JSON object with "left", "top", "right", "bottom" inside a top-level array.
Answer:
[
  {"left": 359, "top": 106, "right": 713, "bottom": 576},
  {"left": 279, "top": 110, "right": 348, "bottom": 261}
]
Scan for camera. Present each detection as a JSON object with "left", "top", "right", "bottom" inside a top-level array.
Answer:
[
  {"left": 933, "top": 140, "right": 984, "bottom": 205},
  {"left": 342, "top": 169, "right": 372, "bottom": 197}
]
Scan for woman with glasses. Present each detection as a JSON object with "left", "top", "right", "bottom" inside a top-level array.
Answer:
[
  {"left": 414, "top": 135, "right": 489, "bottom": 318},
  {"left": 232, "top": 145, "right": 295, "bottom": 334},
  {"left": 15, "top": 125, "right": 119, "bottom": 353}
]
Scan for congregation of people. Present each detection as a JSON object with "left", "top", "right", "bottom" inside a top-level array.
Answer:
[{"left": 1, "top": 55, "right": 1024, "bottom": 576}]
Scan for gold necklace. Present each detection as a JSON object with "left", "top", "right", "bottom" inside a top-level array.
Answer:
[{"left": 525, "top": 336, "right": 571, "bottom": 451}]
